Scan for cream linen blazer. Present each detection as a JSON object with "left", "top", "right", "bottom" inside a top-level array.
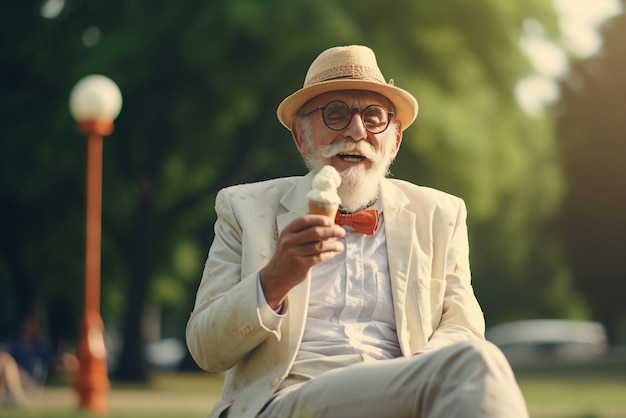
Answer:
[{"left": 186, "top": 173, "right": 485, "bottom": 418}]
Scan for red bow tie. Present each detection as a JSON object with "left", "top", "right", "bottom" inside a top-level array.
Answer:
[{"left": 335, "top": 209, "right": 379, "bottom": 235}]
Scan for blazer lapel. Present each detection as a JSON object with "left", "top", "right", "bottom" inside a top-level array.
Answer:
[
  {"left": 277, "top": 172, "right": 313, "bottom": 233},
  {"left": 381, "top": 179, "right": 429, "bottom": 354}
]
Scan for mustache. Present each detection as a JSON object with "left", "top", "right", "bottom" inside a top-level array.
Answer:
[{"left": 318, "top": 139, "right": 379, "bottom": 162}]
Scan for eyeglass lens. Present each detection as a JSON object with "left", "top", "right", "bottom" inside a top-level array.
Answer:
[{"left": 323, "top": 101, "right": 390, "bottom": 133}]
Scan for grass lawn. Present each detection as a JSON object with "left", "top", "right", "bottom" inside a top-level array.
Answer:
[
  {"left": 516, "top": 357, "right": 626, "bottom": 418},
  {"left": 1, "top": 357, "right": 624, "bottom": 417},
  {"left": 0, "top": 372, "right": 223, "bottom": 418}
]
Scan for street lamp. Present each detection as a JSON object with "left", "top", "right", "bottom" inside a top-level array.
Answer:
[{"left": 69, "top": 74, "right": 122, "bottom": 414}]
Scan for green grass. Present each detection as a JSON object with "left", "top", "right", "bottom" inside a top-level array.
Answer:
[
  {"left": 516, "top": 358, "right": 626, "bottom": 418},
  {"left": 0, "top": 372, "right": 224, "bottom": 418},
  {"left": 1, "top": 359, "right": 624, "bottom": 418}
]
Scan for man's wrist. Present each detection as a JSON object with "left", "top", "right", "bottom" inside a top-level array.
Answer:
[{"left": 257, "top": 275, "right": 286, "bottom": 329}]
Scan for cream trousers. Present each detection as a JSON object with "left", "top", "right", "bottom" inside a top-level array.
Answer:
[{"left": 257, "top": 340, "right": 528, "bottom": 418}]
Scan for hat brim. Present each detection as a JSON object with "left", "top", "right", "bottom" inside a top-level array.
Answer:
[{"left": 277, "top": 79, "right": 418, "bottom": 132}]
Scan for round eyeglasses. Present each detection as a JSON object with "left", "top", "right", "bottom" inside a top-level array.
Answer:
[{"left": 299, "top": 100, "right": 395, "bottom": 134}]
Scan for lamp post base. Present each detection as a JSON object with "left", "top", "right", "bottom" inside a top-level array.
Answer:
[{"left": 75, "top": 311, "right": 109, "bottom": 414}]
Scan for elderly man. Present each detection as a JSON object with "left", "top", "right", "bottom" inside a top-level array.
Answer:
[{"left": 186, "top": 45, "right": 528, "bottom": 418}]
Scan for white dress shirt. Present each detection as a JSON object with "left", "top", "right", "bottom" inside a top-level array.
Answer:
[{"left": 257, "top": 202, "right": 401, "bottom": 388}]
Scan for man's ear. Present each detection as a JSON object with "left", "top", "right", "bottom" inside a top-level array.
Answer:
[{"left": 391, "top": 126, "right": 403, "bottom": 158}]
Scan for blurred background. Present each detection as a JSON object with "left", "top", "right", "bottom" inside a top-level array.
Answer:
[{"left": 1, "top": 0, "right": 624, "bottom": 397}]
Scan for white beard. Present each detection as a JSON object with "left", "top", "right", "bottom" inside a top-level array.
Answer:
[{"left": 300, "top": 121, "right": 399, "bottom": 213}]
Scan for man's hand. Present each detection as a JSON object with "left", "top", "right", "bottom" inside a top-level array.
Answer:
[{"left": 259, "top": 215, "right": 345, "bottom": 310}]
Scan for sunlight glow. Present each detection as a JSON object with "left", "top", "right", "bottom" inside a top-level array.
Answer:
[
  {"left": 40, "top": 0, "right": 65, "bottom": 19},
  {"left": 82, "top": 26, "right": 102, "bottom": 47},
  {"left": 516, "top": 0, "right": 622, "bottom": 115},
  {"left": 554, "top": 0, "right": 623, "bottom": 57},
  {"left": 515, "top": 76, "right": 560, "bottom": 115},
  {"left": 520, "top": 35, "right": 568, "bottom": 78}
]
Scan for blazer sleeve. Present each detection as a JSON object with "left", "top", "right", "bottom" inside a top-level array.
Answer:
[
  {"left": 185, "top": 188, "right": 281, "bottom": 372},
  {"left": 415, "top": 198, "right": 485, "bottom": 355}
]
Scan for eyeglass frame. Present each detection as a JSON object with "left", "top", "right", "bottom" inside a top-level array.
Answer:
[{"left": 298, "top": 100, "right": 396, "bottom": 134}]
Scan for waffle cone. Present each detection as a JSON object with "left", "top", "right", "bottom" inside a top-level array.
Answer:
[{"left": 308, "top": 200, "right": 338, "bottom": 219}]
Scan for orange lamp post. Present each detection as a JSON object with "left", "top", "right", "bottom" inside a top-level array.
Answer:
[{"left": 69, "top": 75, "right": 122, "bottom": 414}]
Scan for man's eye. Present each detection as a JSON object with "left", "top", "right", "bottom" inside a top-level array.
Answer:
[
  {"left": 364, "top": 114, "right": 383, "bottom": 124},
  {"left": 326, "top": 111, "right": 347, "bottom": 123},
  {"left": 365, "top": 110, "right": 385, "bottom": 123}
]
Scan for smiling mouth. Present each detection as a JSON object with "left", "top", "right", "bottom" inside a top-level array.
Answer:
[{"left": 337, "top": 153, "right": 366, "bottom": 163}]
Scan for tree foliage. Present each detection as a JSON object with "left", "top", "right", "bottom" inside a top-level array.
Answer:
[{"left": 1, "top": 0, "right": 587, "bottom": 381}]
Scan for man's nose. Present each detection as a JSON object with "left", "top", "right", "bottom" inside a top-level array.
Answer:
[{"left": 343, "top": 113, "right": 368, "bottom": 141}]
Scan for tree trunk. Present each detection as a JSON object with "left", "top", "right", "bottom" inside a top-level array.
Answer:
[{"left": 113, "top": 181, "right": 155, "bottom": 382}]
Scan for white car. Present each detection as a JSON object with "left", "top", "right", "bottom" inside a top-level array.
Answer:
[{"left": 486, "top": 319, "right": 608, "bottom": 366}]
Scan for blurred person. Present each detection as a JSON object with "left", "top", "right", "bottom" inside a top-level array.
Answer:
[
  {"left": 0, "top": 314, "right": 77, "bottom": 407},
  {"left": 186, "top": 45, "right": 528, "bottom": 418}
]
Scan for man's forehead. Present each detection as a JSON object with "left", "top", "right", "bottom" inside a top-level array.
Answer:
[{"left": 305, "top": 90, "right": 393, "bottom": 108}]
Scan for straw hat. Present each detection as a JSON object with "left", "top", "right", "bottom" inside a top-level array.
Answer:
[{"left": 277, "top": 45, "right": 418, "bottom": 131}]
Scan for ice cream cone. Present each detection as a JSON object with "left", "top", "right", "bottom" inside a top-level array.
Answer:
[
  {"left": 306, "top": 166, "right": 341, "bottom": 219},
  {"left": 308, "top": 200, "right": 339, "bottom": 219}
]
